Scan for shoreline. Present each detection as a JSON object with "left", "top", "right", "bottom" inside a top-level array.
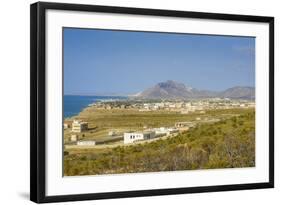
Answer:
[{"left": 63, "top": 95, "right": 128, "bottom": 119}]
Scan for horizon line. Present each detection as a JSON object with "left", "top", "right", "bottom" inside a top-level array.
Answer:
[{"left": 64, "top": 83, "right": 255, "bottom": 96}]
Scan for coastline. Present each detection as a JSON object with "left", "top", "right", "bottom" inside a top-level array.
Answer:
[{"left": 64, "top": 95, "right": 128, "bottom": 119}]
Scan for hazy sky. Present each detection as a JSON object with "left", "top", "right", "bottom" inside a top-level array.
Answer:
[{"left": 63, "top": 28, "right": 255, "bottom": 95}]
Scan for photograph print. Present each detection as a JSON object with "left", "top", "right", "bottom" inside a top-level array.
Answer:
[{"left": 63, "top": 28, "right": 255, "bottom": 176}]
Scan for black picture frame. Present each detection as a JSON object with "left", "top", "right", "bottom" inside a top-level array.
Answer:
[{"left": 30, "top": 1, "right": 274, "bottom": 203}]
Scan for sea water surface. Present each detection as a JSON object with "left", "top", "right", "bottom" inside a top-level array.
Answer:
[{"left": 64, "top": 95, "right": 127, "bottom": 118}]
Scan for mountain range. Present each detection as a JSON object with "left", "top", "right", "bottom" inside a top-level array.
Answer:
[{"left": 131, "top": 80, "right": 255, "bottom": 100}]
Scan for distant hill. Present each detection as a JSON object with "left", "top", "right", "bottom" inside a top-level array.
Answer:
[
  {"left": 132, "top": 80, "right": 255, "bottom": 100},
  {"left": 218, "top": 86, "right": 255, "bottom": 100}
]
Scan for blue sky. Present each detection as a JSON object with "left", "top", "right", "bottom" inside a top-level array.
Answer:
[{"left": 63, "top": 28, "right": 255, "bottom": 95}]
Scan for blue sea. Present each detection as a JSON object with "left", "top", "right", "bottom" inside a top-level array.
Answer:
[{"left": 64, "top": 95, "right": 127, "bottom": 118}]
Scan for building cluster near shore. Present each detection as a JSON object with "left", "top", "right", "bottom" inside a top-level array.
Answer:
[
  {"left": 91, "top": 98, "right": 255, "bottom": 114},
  {"left": 64, "top": 119, "right": 196, "bottom": 146}
]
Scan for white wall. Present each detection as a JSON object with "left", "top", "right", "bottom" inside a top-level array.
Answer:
[
  {"left": 0, "top": 0, "right": 279, "bottom": 204},
  {"left": 124, "top": 133, "right": 144, "bottom": 144}
]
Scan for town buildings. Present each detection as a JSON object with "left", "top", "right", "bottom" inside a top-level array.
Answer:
[{"left": 92, "top": 98, "right": 255, "bottom": 114}]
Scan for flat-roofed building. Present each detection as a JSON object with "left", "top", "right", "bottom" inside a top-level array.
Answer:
[
  {"left": 108, "top": 131, "right": 116, "bottom": 136},
  {"left": 64, "top": 121, "right": 71, "bottom": 129},
  {"left": 175, "top": 121, "right": 195, "bottom": 133},
  {"left": 72, "top": 120, "right": 88, "bottom": 133},
  {"left": 64, "top": 123, "right": 70, "bottom": 129},
  {"left": 77, "top": 140, "right": 96, "bottom": 146},
  {"left": 70, "top": 134, "right": 78, "bottom": 142},
  {"left": 151, "top": 127, "right": 178, "bottom": 136},
  {"left": 175, "top": 121, "right": 195, "bottom": 128},
  {"left": 124, "top": 131, "right": 155, "bottom": 144}
]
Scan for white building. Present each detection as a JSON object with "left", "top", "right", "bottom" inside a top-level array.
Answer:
[
  {"left": 124, "top": 131, "right": 155, "bottom": 144},
  {"left": 77, "top": 140, "right": 96, "bottom": 146},
  {"left": 64, "top": 123, "right": 70, "bottom": 129},
  {"left": 70, "top": 134, "right": 78, "bottom": 142},
  {"left": 72, "top": 120, "right": 88, "bottom": 133},
  {"left": 108, "top": 131, "right": 116, "bottom": 136},
  {"left": 151, "top": 127, "right": 178, "bottom": 136},
  {"left": 175, "top": 121, "right": 195, "bottom": 128}
]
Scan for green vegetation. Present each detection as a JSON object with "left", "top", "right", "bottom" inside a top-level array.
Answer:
[{"left": 64, "top": 109, "right": 255, "bottom": 176}]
